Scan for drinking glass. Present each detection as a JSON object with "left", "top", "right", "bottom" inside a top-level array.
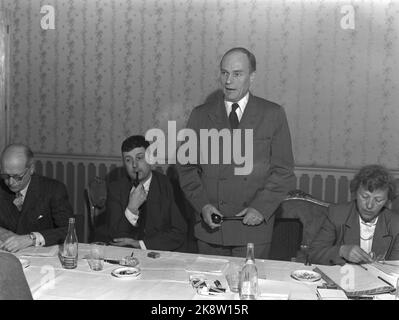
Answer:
[
  {"left": 88, "top": 242, "right": 105, "bottom": 271},
  {"left": 225, "top": 263, "right": 241, "bottom": 293}
]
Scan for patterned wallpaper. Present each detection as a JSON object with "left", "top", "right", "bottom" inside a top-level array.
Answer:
[{"left": 1, "top": 0, "right": 398, "bottom": 169}]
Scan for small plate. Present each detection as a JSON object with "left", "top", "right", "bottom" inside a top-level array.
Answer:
[
  {"left": 19, "top": 258, "right": 30, "bottom": 269},
  {"left": 111, "top": 266, "right": 141, "bottom": 279},
  {"left": 291, "top": 269, "right": 321, "bottom": 282}
]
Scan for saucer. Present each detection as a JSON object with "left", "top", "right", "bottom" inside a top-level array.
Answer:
[
  {"left": 111, "top": 266, "right": 141, "bottom": 279},
  {"left": 291, "top": 269, "right": 321, "bottom": 282}
]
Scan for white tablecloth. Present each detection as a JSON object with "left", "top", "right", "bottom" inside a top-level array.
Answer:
[{"left": 18, "top": 243, "right": 322, "bottom": 300}]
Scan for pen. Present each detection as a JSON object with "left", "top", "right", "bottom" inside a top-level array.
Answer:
[
  {"left": 358, "top": 264, "right": 368, "bottom": 271},
  {"left": 377, "top": 276, "right": 394, "bottom": 287}
]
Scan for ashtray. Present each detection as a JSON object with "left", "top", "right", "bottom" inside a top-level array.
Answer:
[{"left": 111, "top": 266, "right": 141, "bottom": 278}]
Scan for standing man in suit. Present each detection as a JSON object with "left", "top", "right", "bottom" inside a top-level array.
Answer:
[
  {"left": 0, "top": 144, "right": 73, "bottom": 252},
  {"left": 107, "top": 135, "right": 187, "bottom": 251},
  {"left": 178, "top": 47, "right": 295, "bottom": 258}
]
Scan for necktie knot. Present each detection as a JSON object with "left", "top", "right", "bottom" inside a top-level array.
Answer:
[
  {"left": 229, "top": 103, "right": 240, "bottom": 129},
  {"left": 231, "top": 103, "right": 239, "bottom": 113},
  {"left": 13, "top": 192, "right": 24, "bottom": 211}
]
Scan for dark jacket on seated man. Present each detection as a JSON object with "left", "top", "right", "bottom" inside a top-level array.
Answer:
[
  {"left": 309, "top": 201, "right": 399, "bottom": 265},
  {"left": 0, "top": 174, "right": 74, "bottom": 246},
  {"left": 107, "top": 170, "right": 187, "bottom": 251},
  {"left": 0, "top": 252, "right": 32, "bottom": 300}
]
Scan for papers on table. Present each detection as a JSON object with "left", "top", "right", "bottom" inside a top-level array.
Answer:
[
  {"left": 371, "top": 261, "right": 399, "bottom": 277},
  {"left": 258, "top": 279, "right": 290, "bottom": 300},
  {"left": 366, "top": 261, "right": 399, "bottom": 289},
  {"left": 316, "top": 288, "right": 348, "bottom": 300},
  {"left": 18, "top": 245, "right": 59, "bottom": 257},
  {"left": 186, "top": 256, "right": 229, "bottom": 274},
  {"left": 316, "top": 265, "right": 395, "bottom": 297}
]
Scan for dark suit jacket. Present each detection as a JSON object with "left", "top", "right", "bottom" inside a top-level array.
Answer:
[
  {"left": 309, "top": 201, "right": 399, "bottom": 265},
  {"left": 107, "top": 170, "right": 187, "bottom": 251},
  {"left": 178, "top": 93, "right": 295, "bottom": 250},
  {"left": 0, "top": 253, "right": 32, "bottom": 300},
  {"left": 0, "top": 175, "right": 74, "bottom": 246}
]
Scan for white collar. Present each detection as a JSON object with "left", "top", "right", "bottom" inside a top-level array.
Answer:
[
  {"left": 141, "top": 172, "right": 152, "bottom": 194},
  {"left": 359, "top": 214, "right": 379, "bottom": 227},
  {"left": 18, "top": 178, "right": 31, "bottom": 198},
  {"left": 224, "top": 92, "right": 249, "bottom": 115}
]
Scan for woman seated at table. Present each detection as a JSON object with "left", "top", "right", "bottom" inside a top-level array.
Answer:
[{"left": 309, "top": 165, "right": 399, "bottom": 265}]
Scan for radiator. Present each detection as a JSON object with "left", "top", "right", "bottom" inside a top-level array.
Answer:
[{"left": 34, "top": 153, "right": 399, "bottom": 242}]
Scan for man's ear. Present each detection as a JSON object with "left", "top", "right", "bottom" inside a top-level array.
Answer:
[
  {"left": 249, "top": 71, "right": 256, "bottom": 84},
  {"left": 29, "top": 162, "right": 35, "bottom": 174}
]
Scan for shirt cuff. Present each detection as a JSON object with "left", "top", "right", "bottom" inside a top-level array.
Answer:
[
  {"left": 139, "top": 240, "right": 146, "bottom": 250},
  {"left": 125, "top": 208, "right": 139, "bottom": 227},
  {"left": 33, "top": 232, "right": 45, "bottom": 247}
]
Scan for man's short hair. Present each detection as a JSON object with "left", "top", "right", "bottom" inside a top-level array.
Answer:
[
  {"left": 220, "top": 47, "right": 256, "bottom": 73},
  {"left": 121, "top": 135, "right": 150, "bottom": 153},
  {"left": 350, "top": 165, "right": 396, "bottom": 201}
]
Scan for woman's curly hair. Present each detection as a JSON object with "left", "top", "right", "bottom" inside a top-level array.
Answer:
[{"left": 350, "top": 165, "right": 396, "bottom": 201}]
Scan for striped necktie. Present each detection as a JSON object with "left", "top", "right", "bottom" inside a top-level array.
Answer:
[{"left": 13, "top": 192, "right": 24, "bottom": 211}]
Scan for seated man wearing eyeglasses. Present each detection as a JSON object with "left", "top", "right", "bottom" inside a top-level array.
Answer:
[
  {"left": 0, "top": 143, "right": 74, "bottom": 252},
  {"left": 106, "top": 135, "right": 187, "bottom": 251},
  {"left": 309, "top": 165, "right": 399, "bottom": 265}
]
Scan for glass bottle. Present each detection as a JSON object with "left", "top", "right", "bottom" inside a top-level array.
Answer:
[
  {"left": 239, "top": 243, "right": 258, "bottom": 300},
  {"left": 61, "top": 217, "right": 78, "bottom": 269}
]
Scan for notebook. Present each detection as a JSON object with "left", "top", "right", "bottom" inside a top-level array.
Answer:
[
  {"left": 315, "top": 265, "right": 395, "bottom": 297},
  {"left": 316, "top": 288, "right": 348, "bottom": 300}
]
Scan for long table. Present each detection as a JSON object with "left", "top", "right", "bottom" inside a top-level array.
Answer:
[{"left": 16, "top": 244, "right": 395, "bottom": 300}]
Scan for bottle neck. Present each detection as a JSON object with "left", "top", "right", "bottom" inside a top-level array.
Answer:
[
  {"left": 245, "top": 245, "right": 255, "bottom": 263},
  {"left": 67, "top": 219, "right": 75, "bottom": 234}
]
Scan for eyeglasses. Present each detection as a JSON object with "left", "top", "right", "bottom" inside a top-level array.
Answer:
[{"left": 0, "top": 168, "right": 30, "bottom": 182}]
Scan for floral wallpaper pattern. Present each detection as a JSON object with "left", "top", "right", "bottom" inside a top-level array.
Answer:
[{"left": 1, "top": 0, "right": 399, "bottom": 169}]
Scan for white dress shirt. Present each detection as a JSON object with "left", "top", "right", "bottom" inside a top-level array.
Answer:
[
  {"left": 18, "top": 181, "right": 46, "bottom": 247},
  {"left": 224, "top": 92, "right": 249, "bottom": 122},
  {"left": 124, "top": 173, "right": 152, "bottom": 250},
  {"left": 359, "top": 215, "right": 378, "bottom": 254}
]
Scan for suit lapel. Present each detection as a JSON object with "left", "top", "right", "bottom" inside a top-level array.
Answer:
[
  {"left": 145, "top": 172, "right": 161, "bottom": 207},
  {"left": 342, "top": 202, "right": 360, "bottom": 246},
  {"left": 207, "top": 96, "right": 230, "bottom": 129},
  {"left": 19, "top": 176, "right": 40, "bottom": 219},
  {"left": 122, "top": 177, "right": 133, "bottom": 209},
  {"left": 239, "top": 93, "right": 261, "bottom": 129},
  {"left": 371, "top": 209, "right": 392, "bottom": 257}
]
